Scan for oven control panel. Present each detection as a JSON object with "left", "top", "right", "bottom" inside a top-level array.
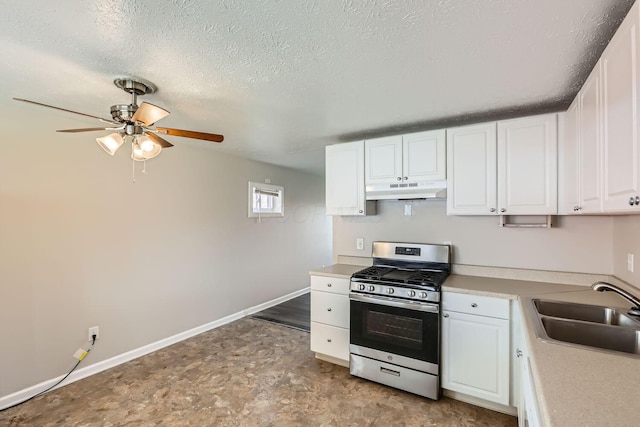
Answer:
[{"left": 351, "top": 281, "right": 440, "bottom": 303}]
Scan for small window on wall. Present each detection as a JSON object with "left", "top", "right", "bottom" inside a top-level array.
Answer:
[{"left": 248, "top": 182, "right": 284, "bottom": 220}]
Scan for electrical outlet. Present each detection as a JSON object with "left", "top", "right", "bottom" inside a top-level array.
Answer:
[
  {"left": 88, "top": 326, "right": 99, "bottom": 342},
  {"left": 628, "top": 253, "right": 635, "bottom": 273},
  {"left": 356, "top": 237, "right": 364, "bottom": 250},
  {"left": 404, "top": 204, "right": 412, "bottom": 216}
]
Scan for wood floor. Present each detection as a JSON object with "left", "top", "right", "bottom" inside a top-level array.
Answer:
[
  {"left": 0, "top": 297, "right": 517, "bottom": 426},
  {"left": 251, "top": 293, "right": 310, "bottom": 331}
]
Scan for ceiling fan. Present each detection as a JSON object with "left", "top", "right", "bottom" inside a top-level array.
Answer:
[{"left": 13, "top": 77, "right": 224, "bottom": 162}]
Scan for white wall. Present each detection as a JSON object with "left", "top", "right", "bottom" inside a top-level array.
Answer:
[
  {"left": 0, "top": 132, "right": 331, "bottom": 397},
  {"left": 613, "top": 215, "right": 640, "bottom": 289},
  {"left": 333, "top": 199, "right": 614, "bottom": 274}
]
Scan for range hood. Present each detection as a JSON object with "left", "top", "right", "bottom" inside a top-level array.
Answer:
[{"left": 366, "top": 180, "right": 447, "bottom": 200}]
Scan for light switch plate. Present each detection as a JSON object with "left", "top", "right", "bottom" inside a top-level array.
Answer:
[{"left": 356, "top": 237, "right": 364, "bottom": 250}]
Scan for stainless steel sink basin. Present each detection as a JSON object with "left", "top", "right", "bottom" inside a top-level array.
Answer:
[
  {"left": 541, "top": 317, "right": 640, "bottom": 355},
  {"left": 533, "top": 299, "right": 640, "bottom": 328},
  {"left": 527, "top": 298, "right": 640, "bottom": 358}
]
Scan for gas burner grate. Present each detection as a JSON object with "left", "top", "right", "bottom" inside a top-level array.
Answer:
[
  {"left": 353, "top": 266, "right": 394, "bottom": 280},
  {"left": 406, "top": 270, "right": 449, "bottom": 286}
]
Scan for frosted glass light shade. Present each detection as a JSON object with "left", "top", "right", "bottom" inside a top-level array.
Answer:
[
  {"left": 96, "top": 133, "right": 124, "bottom": 156},
  {"left": 136, "top": 135, "right": 162, "bottom": 159}
]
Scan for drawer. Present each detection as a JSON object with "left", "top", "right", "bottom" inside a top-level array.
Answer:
[
  {"left": 311, "top": 291, "right": 349, "bottom": 328},
  {"left": 442, "top": 292, "right": 510, "bottom": 319},
  {"left": 310, "top": 322, "right": 350, "bottom": 362},
  {"left": 310, "top": 275, "right": 350, "bottom": 295}
]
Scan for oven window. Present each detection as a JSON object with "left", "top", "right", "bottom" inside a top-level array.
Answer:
[
  {"left": 365, "top": 310, "right": 422, "bottom": 349},
  {"left": 350, "top": 299, "right": 439, "bottom": 364}
]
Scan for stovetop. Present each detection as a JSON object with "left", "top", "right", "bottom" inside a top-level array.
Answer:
[
  {"left": 349, "top": 242, "right": 451, "bottom": 303},
  {"left": 351, "top": 265, "right": 448, "bottom": 288}
]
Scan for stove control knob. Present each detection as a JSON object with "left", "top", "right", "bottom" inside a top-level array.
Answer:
[
  {"left": 408, "top": 290, "right": 416, "bottom": 297},
  {"left": 358, "top": 284, "right": 366, "bottom": 291},
  {"left": 420, "top": 292, "right": 428, "bottom": 299},
  {"left": 368, "top": 285, "right": 375, "bottom": 292},
  {"left": 387, "top": 288, "right": 395, "bottom": 295}
]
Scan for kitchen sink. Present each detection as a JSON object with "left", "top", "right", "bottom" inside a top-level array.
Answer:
[
  {"left": 527, "top": 298, "right": 640, "bottom": 358},
  {"left": 541, "top": 317, "right": 640, "bottom": 355},
  {"left": 533, "top": 299, "right": 640, "bottom": 328}
]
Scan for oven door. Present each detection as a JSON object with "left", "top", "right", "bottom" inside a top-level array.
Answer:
[{"left": 350, "top": 293, "right": 439, "bottom": 373}]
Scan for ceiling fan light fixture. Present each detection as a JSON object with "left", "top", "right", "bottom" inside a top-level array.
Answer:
[
  {"left": 96, "top": 133, "right": 124, "bottom": 156},
  {"left": 132, "top": 135, "right": 161, "bottom": 160}
]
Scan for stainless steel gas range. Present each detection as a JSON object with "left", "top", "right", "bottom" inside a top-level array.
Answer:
[{"left": 349, "top": 241, "right": 451, "bottom": 400}]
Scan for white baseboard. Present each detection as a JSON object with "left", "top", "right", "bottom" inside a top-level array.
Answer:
[{"left": 0, "top": 287, "right": 309, "bottom": 410}]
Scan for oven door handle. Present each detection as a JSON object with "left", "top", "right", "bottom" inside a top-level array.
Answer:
[{"left": 349, "top": 293, "right": 439, "bottom": 313}]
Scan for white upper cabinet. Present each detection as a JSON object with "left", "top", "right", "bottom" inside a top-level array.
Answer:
[
  {"left": 365, "top": 131, "right": 446, "bottom": 185},
  {"left": 497, "top": 114, "right": 558, "bottom": 215},
  {"left": 561, "top": 0, "right": 640, "bottom": 215},
  {"left": 446, "top": 123, "right": 497, "bottom": 215},
  {"left": 447, "top": 114, "right": 557, "bottom": 216},
  {"left": 602, "top": 2, "right": 640, "bottom": 212},
  {"left": 403, "top": 130, "right": 447, "bottom": 181},
  {"left": 365, "top": 135, "right": 404, "bottom": 185},
  {"left": 558, "top": 105, "right": 580, "bottom": 215},
  {"left": 365, "top": 130, "right": 446, "bottom": 199},
  {"left": 325, "top": 141, "right": 376, "bottom": 216},
  {"left": 579, "top": 65, "right": 603, "bottom": 213}
]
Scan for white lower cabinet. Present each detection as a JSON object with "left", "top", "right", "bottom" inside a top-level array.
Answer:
[
  {"left": 442, "top": 292, "right": 511, "bottom": 406},
  {"left": 310, "top": 274, "right": 350, "bottom": 366}
]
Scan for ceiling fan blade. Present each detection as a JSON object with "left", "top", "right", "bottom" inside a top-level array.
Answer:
[
  {"left": 131, "top": 102, "right": 170, "bottom": 126},
  {"left": 145, "top": 131, "right": 174, "bottom": 148},
  {"left": 13, "top": 98, "right": 117, "bottom": 124},
  {"left": 155, "top": 127, "right": 224, "bottom": 143},
  {"left": 56, "top": 127, "right": 110, "bottom": 133}
]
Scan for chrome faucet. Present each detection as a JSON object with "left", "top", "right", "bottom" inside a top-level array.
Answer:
[{"left": 592, "top": 281, "right": 640, "bottom": 317}]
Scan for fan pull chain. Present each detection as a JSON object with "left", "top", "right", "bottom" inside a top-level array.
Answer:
[
  {"left": 142, "top": 159, "right": 147, "bottom": 174},
  {"left": 132, "top": 157, "right": 136, "bottom": 183}
]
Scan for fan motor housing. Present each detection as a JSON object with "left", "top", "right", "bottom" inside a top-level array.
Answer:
[{"left": 110, "top": 104, "right": 137, "bottom": 122}]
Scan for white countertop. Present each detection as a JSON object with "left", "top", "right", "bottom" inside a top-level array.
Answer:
[{"left": 310, "top": 265, "right": 640, "bottom": 427}]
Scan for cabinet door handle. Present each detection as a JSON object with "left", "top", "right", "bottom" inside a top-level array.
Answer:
[
  {"left": 397, "top": 177, "right": 402, "bottom": 181},
  {"left": 471, "top": 303, "right": 478, "bottom": 308},
  {"left": 358, "top": 210, "right": 363, "bottom": 214},
  {"left": 403, "top": 176, "right": 408, "bottom": 180},
  {"left": 490, "top": 208, "right": 496, "bottom": 212},
  {"left": 500, "top": 208, "right": 506, "bottom": 213},
  {"left": 629, "top": 197, "right": 635, "bottom": 206},
  {"left": 327, "top": 283, "right": 332, "bottom": 287},
  {"left": 636, "top": 196, "right": 639, "bottom": 206},
  {"left": 327, "top": 307, "right": 332, "bottom": 312},
  {"left": 516, "top": 349, "right": 523, "bottom": 358},
  {"left": 443, "top": 313, "right": 449, "bottom": 318},
  {"left": 327, "top": 338, "right": 332, "bottom": 343}
]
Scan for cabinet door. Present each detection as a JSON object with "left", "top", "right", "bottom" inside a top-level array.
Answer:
[
  {"left": 446, "top": 123, "right": 497, "bottom": 215},
  {"left": 442, "top": 310, "right": 510, "bottom": 405},
  {"left": 579, "top": 65, "right": 603, "bottom": 213},
  {"left": 497, "top": 114, "right": 558, "bottom": 215},
  {"left": 602, "top": 3, "right": 640, "bottom": 212},
  {"left": 403, "top": 130, "right": 446, "bottom": 181},
  {"left": 325, "top": 141, "right": 367, "bottom": 215},
  {"left": 559, "top": 104, "right": 581, "bottom": 215},
  {"left": 365, "top": 135, "right": 403, "bottom": 185}
]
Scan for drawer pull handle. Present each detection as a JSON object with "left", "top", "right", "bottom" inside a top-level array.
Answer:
[
  {"left": 327, "top": 338, "right": 332, "bottom": 343},
  {"left": 380, "top": 367, "right": 400, "bottom": 377},
  {"left": 327, "top": 308, "right": 332, "bottom": 312},
  {"left": 327, "top": 283, "right": 332, "bottom": 287},
  {"left": 443, "top": 313, "right": 449, "bottom": 318},
  {"left": 471, "top": 303, "right": 477, "bottom": 308},
  {"left": 516, "top": 349, "right": 523, "bottom": 358}
]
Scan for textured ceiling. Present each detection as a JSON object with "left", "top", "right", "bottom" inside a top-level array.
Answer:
[{"left": 0, "top": 0, "right": 634, "bottom": 174}]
